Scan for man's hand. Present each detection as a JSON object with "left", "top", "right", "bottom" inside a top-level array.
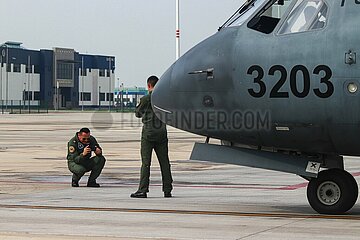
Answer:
[
  {"left": 95, "top": 147, "right": 102, "bottom": 156},
  {"left": 82, "top": 145, "right": 91, "bottom": 156}
]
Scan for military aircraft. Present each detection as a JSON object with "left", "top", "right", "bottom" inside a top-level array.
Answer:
[{"left": 151, "top": 0, "right": 360, "bottom": 214}]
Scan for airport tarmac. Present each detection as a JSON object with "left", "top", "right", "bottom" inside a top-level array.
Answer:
[{"left": 0, "top": 112, "right": 360, "bottom": 240}]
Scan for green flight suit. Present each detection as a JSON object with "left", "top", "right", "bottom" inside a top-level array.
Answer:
[
  {"left": 67, "top": 134, "right": 106, "bottom": 182},
  {"left": 136, "top": 92, "right": 173, "bottom": 193}
]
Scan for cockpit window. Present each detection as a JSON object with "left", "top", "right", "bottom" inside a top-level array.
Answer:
[
  {"left": 247, "top": 0, "right": 293, "bottom": 34},
  {"left": 220, "top": 0, "right": 268, "bottom": 29},
  {"left": 278, "top": 0, "right": 328, "bottom": 34}
]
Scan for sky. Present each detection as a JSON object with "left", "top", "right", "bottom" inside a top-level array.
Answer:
[{"left": 0, "top": 0, "right": 242, "bottom": 88}]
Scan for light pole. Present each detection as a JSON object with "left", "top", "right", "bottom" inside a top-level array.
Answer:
[
  {"left": 98, "top": 85, "right": 101, "bottom": 109},
  {"left": 81, "top": 56, "right": 84, "bottom": 111},
  {"left": 0, "top": 48, "right": 4, "bottom": 106},
  {"left": 5, "top": 46, "right": 9, "bottom": 111},
  {"left": 6, "top": 55, "right": 17, "bottom": 111},
  {"left": 106, "top": 57, "right": 114, "bottom": 112},
  {"left": 55, "top": 80, "right": 59, "bottom": 111},
  {"left": 176, "top": 0, "right": 180, "bottom": 60},
  {"left": 27, "top": 55, "right": 31, "bottom": 112},
  {"left": 23, "top": 82, "right": 26, "bottom": 109},
  {"left": 116, "top": 78, "right": 120, "bottom": 108},
  {"left": 120, "top": 82, "right": 124, "bottom": 111}
]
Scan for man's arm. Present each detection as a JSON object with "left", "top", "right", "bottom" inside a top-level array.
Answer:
[
  {"left": 135, "top": 96, "right": 149, "bottom": 118},
  {"left": 67, "top": 143, "right": 84, "bottom": 164},
  {"left": 91, "top": 136, "right": 103, "bottom": 156}
]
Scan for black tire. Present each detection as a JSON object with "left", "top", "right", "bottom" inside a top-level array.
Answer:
[
  {"left": 307, "top": 169, "right": 358, "bottom": 214},
  {"left": 331, "top": 168, "right": 359, "bottom": 198}
]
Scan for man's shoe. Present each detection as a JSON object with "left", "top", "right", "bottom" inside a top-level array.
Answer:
[
  {"left": 130, "top": 191, "right": 147, "bottom": 198},
  {"left": 87, "top": 181, "right": 100, "bottom": 188},
  {"left": 72, "top": 179, "right": 79, "bottom": 187},
  {"left": 164, "top": 192, "right": 172, "bottom": 198}
]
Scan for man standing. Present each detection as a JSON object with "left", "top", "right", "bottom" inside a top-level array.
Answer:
[
  {"left": 67, "top": 128, "right": 106, "bottom": 187},
  {"left": 131, "top": 76, "right": 173, "bottom": 198}
]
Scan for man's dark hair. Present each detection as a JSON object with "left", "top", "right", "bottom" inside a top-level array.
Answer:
[
  {"left": 79, "top": 127, "right": 90, "bottom": 134},
  {"left": 147, "top": 76, "right": 159, "bottom": 88}
]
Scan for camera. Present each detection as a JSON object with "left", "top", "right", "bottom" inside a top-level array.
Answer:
[{"left": 85, "top": 144, "right": 97, "bottom": 151}]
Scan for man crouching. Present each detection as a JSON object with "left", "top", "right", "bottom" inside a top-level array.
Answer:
[{"left": 67, "top": 128, "right": 106, "bottom": 187}]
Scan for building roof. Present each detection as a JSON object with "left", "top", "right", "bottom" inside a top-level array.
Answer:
[{"left": 0, "top": 41, "right": 25, "bottom": 49}]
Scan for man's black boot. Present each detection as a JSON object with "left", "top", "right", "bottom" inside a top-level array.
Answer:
[
  {"left": 72, "top": 179, "right": 79, "bottom": 187},
  {"left": 164, "top": 192, "right": 172, "bottom": 198},
  {"left": 87, "top": 181, "right": 100, "bottom": 188},
  {"left": 130, "top": 191, "right": 147, "bottom": 198}
]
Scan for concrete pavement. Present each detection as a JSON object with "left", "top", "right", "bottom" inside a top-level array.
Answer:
[{"left": 0, "top": 112, "right": 359, "bottom": 239}]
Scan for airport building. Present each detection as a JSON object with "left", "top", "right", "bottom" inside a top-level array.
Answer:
[
  {"left": 0, "top": 41, "right": 115, "bottom": 109},
  {"left": 114, "top": 86, "right": 148, "bottom": 108}
]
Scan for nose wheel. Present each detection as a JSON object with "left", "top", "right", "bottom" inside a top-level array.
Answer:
[{"left": 307, "top": 168, "right": 358, "bottom": 214}]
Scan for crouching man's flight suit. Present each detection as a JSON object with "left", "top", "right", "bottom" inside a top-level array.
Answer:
[{"left": 67, "top": 130, "right": 106, "bottom": 187}]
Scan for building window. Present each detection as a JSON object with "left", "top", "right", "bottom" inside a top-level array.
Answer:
[
  {"left": 106, "top": 69, "right": 110, "bottom": 77},
  {"left": 25, "top": 65, "right": 33, "bottom": 73},
  {"left": 13, "top": 63, "right": 21, "bottom": 73},
  {"left": 34, "top": 91, "right": 40, "bottom": 100},
  {"left": 6, "top": 64, "right": 11, "bottom": 72},
  {"left": 99, "top": 69, "right": 105, "bottom": 77},
  {"left": 23, "top": 91, "right": 33, "bottom": 101},
  {"left": 99, "top": 93, "right": 105, "bottom": 101},
  {"left": 57, "top": 62, "right": 73, "bottom": 79},
  {"left": 34, "top": 65, "right": 40, "bottom": 74},
  {"left": 80, "top": 68, "right": 87, "bottom": 76},
  {"left": 106, "top": 93, "right": 114, "bottom": 101},
  {"left": 80, "top": 92, "right": 91, "bottom": 101}
]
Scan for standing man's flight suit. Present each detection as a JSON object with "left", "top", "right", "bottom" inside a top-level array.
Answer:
[
  {"left": 135, "top": 91, "right": 173, "bottom": 194},
  {"left": 67, "top": 133, "right": 106, "bottom": 187}
]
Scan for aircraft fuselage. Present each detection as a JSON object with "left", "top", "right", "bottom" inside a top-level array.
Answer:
[{"left": 153, "top": 0, "right": 360, "bottom": 156}]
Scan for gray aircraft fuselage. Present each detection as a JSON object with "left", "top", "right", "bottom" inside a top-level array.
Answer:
[{"left": 152, "top": 0, "right": 360, "bottom": 156}]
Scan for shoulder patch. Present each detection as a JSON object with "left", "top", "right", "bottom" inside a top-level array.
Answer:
[
  {"left": 69, "top": 146, "right": 76, "bottom": 153},
  {"left": 78, "top": 143, "right": 84, "bottom": 149}
]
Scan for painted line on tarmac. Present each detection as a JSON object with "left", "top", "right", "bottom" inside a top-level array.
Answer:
[
  {"left": 277, "top": 182, "right": 308, "bottom": 190},
  {"left": 0, "top": 180, "right": 297, "bottom": 190},
  {"left": 1, "top": 171, "right": 359, "bottom": 191},
  {"left": 0, "top": 204, "right": 359, "bottom": 220}
]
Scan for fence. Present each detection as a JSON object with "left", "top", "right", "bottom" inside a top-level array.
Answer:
[
  {"left": 0, "top": 100, "right": 138, "bottom": 113},
  {"left": 0, "top": 100, "right": 49, "bottom": 114}
]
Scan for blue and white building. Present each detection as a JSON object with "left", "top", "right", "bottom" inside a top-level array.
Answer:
[{"left": 0, "top": 41, "right": 115, "bottom": 109}]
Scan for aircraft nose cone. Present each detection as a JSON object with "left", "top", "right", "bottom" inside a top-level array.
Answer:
[
  {"left": 152, "top": 27, "right": 237, "bottom": 132},
  {"left": 152, "top": 65, "right": 174, "bottom": 124}
]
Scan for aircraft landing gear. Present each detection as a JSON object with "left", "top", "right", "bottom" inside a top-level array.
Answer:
[{"left": 307, "top": 169, "right": 358, "bottom": 214}]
